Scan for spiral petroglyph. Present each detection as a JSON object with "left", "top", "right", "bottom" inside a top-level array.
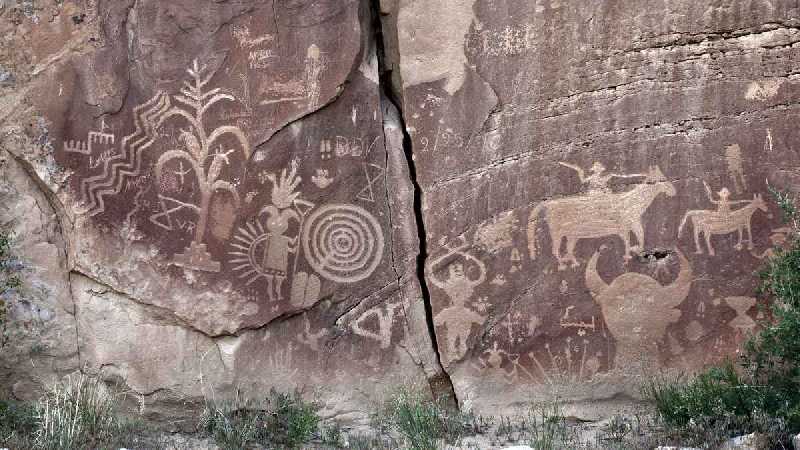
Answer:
[{"left": 301, "top": 204, "right": 383, "bottom": 283}]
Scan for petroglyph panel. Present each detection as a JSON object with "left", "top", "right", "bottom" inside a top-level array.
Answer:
[
  {"left": 391, "top": 0, "right": 800, "bottom": 417},
  {"left": 11, "top": 0, "right": 441, "bottom": 423},
  {"left": 7, "top": 0, "right": 800, "bottom": 424}
]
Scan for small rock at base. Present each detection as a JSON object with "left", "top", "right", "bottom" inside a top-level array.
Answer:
[
  {"left": 792, "top": 433, "right": 800, "bottom": 450},
  {"left": 720, "top": 433, "right": 770, "bottom": 450}
]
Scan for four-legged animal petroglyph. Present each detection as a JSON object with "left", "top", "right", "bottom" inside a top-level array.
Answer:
[
  {"left": 678, "top": 184, "right": 768, "bottom": 256},
  {"left": 528, "top": 166, "right": 675, "bottom": 269}
]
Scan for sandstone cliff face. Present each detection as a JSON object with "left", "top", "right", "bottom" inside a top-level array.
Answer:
[{"left": 1, "top": 0, "right": 799, "bottom": 423}]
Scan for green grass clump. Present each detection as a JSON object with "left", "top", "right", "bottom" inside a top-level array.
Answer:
[
  {"left": 200, "top": 388, "right": 321, "bottom": 449},
  {"left": 374, "top": 388, "right": 488, "bottom": 450},
  {"left": 0, "top": 399, "right": 36, "bottom": 448},
  {"left": 32, "top": 372, "right": 119, "bottom": 450},
  {"left": 0, "top": 229, "right": 22, "bottom": 347}
]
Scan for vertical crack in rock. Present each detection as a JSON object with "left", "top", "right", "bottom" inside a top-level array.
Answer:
[{"left": 369, "top": 0, "right": 458, "bottom": 406}]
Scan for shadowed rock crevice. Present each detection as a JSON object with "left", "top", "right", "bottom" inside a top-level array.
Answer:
[{"left": 370, "top": 0, "right": 458, "bottom": 407}]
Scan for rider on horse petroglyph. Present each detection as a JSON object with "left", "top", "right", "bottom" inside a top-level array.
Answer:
[
  {"left": 559, "top": 161, "right": 645, "bottom": 193},
  {"left": 703, "top": 181, "right": 751, "bottom": 216}
]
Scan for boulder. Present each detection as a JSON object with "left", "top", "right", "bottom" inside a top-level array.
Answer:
[{"left": 720, "top": 433, "right": 770, "bottom": 450}]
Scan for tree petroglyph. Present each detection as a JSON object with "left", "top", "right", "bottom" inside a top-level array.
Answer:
[{"left": 152, "top": 58, "right": 252, "bottom": 272}]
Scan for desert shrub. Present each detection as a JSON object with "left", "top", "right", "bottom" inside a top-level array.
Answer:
[
  {"left": 525, "top": 400, "right": 582, "bottom": 449},
  {"left": 374, "top": 388, "right": 488, "bottom": 450},
  {"left": 0, "top": 399, "right": 36, "bottom": 448},
  {"left": 200, "top": 388, "right": 320, "bottom": 449},
  {"left": 32, "top": 372, "right": 120, "bottom": 450},
  {"left": 0, "top": 229, "right": 22, "bottom": 346},
  {"left": 648, "top": 188, "right": 800, "bottom": 443}
]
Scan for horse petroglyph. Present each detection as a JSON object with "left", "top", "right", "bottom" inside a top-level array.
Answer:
[
  {"left": 528, "top": 166, "right": 675, "bottom": 269},
  {"left": 678, "top": 183, "right": 768, "bottom": 256}
]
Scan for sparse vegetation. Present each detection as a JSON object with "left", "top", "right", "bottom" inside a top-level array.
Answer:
[
  {"left": 373, "top": 388, "right": 489, "bottom": 450},
  {"left": 0, "top": 399, "right": 36, "bottom": 448},
  {"left": 0, "top": 229, "right": 22, "bottom": 347},
  {"left": 32, "top": 372, "right": 119, "bottom": 450},
  {"left": 647, "top": 187, "right": 800, "bottom": 447},
  {"left": 200, "top": 388, "right": 321, "bottom": 449}
]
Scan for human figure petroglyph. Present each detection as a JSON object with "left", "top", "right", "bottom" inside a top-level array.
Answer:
[
  {"left": 473, "top": 341, "right": 536, "bottom": 384},
  {"left": 428, "top": 237, "right": 487, "bottom": 364},
  {"left": 528, "top": 166, "right": 676, "bottom": 270},
  {"left": 257, "top": 162, "right": 303, "bottom": 302},
  {"left": 559, "top": 161, "right": 645, "bottom": 193},
  {"left": 724, "top": 144, "right": 748, "bottom": 194},
  {"left": 704, "top": 182, "right": 751, "bottom": 215},
  {"left": 585, "top": 246, "right": 692, "bottom": 370},
  {"left": 678, "top": 186, "right": 768, "bottom": 256},
  {"left": 230, "top": 161, "right": 319, "bottom": 303}
]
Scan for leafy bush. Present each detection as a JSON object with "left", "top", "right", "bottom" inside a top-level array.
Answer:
[
  {"left": 648, "top": 188, "right": 800, "bottom": 443},
  {"left": 200, "top": 388, "right": 320, "bottom": 449}
]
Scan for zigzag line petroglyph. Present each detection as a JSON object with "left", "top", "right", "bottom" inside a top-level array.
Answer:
[{"left": 79, "top": 92, "right": 171, "bottom": 216}]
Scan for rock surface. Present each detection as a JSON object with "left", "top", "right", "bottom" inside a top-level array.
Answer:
[
  {"left": 387, "top": 0, "right": 800, "bottom": 417},
  {"left": 1, "top": 0, "right": 799, "bottom": 423},
  {"left": 0, "top": 0, "right": 441, "bottom": 423}
]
